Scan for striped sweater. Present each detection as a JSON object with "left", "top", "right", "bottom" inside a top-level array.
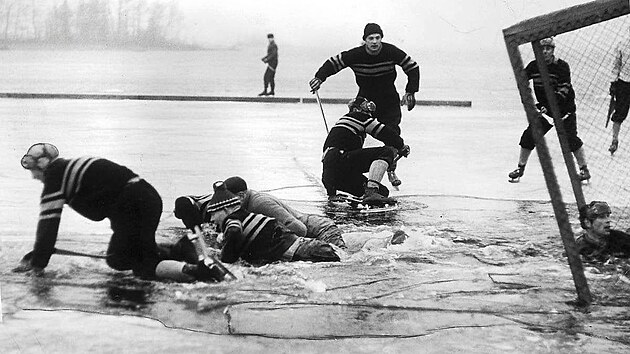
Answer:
[
  {"left": 314, "top": 42, "right": 419, "bottom": 99},
  {"left": 220, "top": 208, "right": 297, "bottom": 264},
  {"left": 32, "top": 157, "right": 136, "bottom": 267},
  {"left": 525, "top": 58, "right": 576, "bottom": 116},
  {"left": 323, "top": 111, "right": 404, "bottom": 152}
]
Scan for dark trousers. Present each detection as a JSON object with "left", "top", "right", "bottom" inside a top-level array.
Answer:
[
  {"left": 106, "top": 179, "right": 163, "bottom": 278},
  {"left": 612, "top": 79, "right": 630, "bottom": 123},
  {"left": 518, "top": 113, "right": 583, "bottom": 152},
  {"left": 322, "top": 146, "right": 397, "bottom": 197},
  {"left": 263, "top": 67, "right": 276, "bottom": 93}
]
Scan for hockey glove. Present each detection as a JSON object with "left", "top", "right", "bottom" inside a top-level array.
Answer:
[
  {"left": 610, "top": 81, "right": 617, "bottom": 96},
  {"left": 400, "top": 93, "right": 416, "bottom": 111},
  {"left": 398, "top": 145, "right": 411, "bottom": 158},
  {"left": 309, "top": 77, "right": 323, "bottom": 93}
]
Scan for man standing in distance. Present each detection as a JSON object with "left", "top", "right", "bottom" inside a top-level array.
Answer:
[
  {"left": 309, "top": 23, "right": 420, "bottom": 135},
  {"left": 259, "top": 33, "right": 278, "bottom": 96}
]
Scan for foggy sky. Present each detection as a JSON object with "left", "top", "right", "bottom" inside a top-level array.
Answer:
[{"left": 177, "top": 0, "right": 592, "bottom": 52}]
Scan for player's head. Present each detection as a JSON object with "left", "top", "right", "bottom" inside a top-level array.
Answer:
[
  {"left": 348, "top": 96, "right": 376, "bottom": 116},
  {"left": 579, "top": 201, "right": 611, "bottom": 235},
  {"left": 21, "top": 143, "right": 59, "bottom": 180},
  {"left": 540, "top": 37, "right": 555, "bottom": 64},
  {"left": 363, "top": 23, "right": 383, "bottom": 53},
  {"left": 267, "top": 33, "right": 274, "bottom": 40},
  {"left": 206, "top": 181, "right": 241, "bottom": 230},
  {"left": 224, "top": 176, "right": 248, "bottom": 200}
]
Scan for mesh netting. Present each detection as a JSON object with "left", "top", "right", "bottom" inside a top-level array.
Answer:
[{"left": 515, "top": 13, "right": 630, "bottom": 230}]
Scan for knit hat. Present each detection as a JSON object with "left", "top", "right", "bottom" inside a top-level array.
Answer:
[
  {"left": 21, "top": 143, "right": 59, "bottom": 170},
  {"left": 363, "top": 23, "right": 383, "bottom": 40},
  {"left": 224, "top": 176, "right": 248, "bottom": 194},
  {"left": 206, "top": 181, "right": 241, "bottom": 212},
  {"left": 267, "top": 33, "right": 274, "bottom": 39},
  {"left": 540, "top": 37, "right": 555, "bottom": 48},
  {"left": 579, "top": 201, "right": 611, "bottom": 229}
]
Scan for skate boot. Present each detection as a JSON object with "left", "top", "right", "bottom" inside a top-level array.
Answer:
[
  {"left": 362, "top": 186, "right": 396, "bottom": 206},
  {"left": 578, "top": 165, "right": 591, "bottom": 183},
  {"left": 258, "top": 91, "right": 268, "bottom": 96},
  {"left": 609, "top": 139, "right": 618, "bottom": 155},
  {"left": 508, "top": 164, "right": 526, "bottom": 183}
]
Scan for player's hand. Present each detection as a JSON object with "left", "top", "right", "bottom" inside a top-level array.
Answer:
[
  {"left": 610, "top": 81, "right": 617, "bottom": 96},
  {"left": 400, "top": 93, "right": 416, "bottom": 111},
  {"left": 398, "top": 145, "right": 411, "bottom": 157},
  {"left": 309, "top": 77, "right": 323, "bottom": 93}
]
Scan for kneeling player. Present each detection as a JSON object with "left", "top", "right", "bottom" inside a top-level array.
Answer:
[
  {"left": 206, "top": 181, "right": 340, "bottom": 265},
  {"left": 322, "top": 96, "right": 410, "bottom": 205}
]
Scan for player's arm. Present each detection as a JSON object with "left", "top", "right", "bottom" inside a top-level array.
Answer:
[
  {"left": 220, "top": 219, "right": 246, "bottom": 263},
  {"left": 310, "top": 50, "right": 352, "bottom": 92},
  {"left": 22, "top": 189, "right": 66, "bottom": 271},
  {"left": 555, "top": 61, "right": 574, "bottom": 106},
  {"left": 395, "top": 47, "right": 420, "bottom": 111}
]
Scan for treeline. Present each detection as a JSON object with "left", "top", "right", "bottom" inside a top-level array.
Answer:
[{"left": 0, "top": 0, "right": 194, "bottom": 49}]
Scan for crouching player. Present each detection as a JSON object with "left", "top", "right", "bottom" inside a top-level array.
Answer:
[
  {"left": 206, "top": 181, "right": 340, "bottom": 265},
  {"left": 322, "top": 96, "right": 410, "bottom": 205},
  {"left": 13, "top": 143, "right": 225, "bottom": 282}
]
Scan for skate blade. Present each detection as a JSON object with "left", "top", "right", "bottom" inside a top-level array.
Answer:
[
  {"left": 358, "top": 203, "right": 399, "bottom": 214},
  {"left": 508, "top": 177, "right": 520, "bottom": 183}
]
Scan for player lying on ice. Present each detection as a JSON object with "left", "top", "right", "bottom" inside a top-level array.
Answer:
[
  {"left": 203, "top": 181, "right": 341, "bottom": 265},
  {"left": 12, "top": 143, "right": 228, "bottom": 283},
  {"left": 322, "top": 96, "right": 410, "bottom": 205},
  {"left": 173, "top": 176, "right": 346, "bottom": 249}
]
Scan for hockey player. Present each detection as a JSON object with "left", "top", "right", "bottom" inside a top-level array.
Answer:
[
  {"left": 576, "top": 201, "right": 630, "bottom": 262},
  {"left": 13, "top": 143, "right": 225, "bottom": 283},
  {"left": 608, "top": 30, "right": 630, "bottom": 154},
  {"left": 308, "top": 23, "right": 419, "bottom": 135},
  {"left": 205, "top": 181, "right": 340, "bottom": 265},
  {"left": 173, "top": 177, "right": 346, "bottom": 249},
  {"left": 508, "top": 37, "right": 590, "bottom": 183},
  {"left": 223, "top": 176, "right": 346, "bottom": 248},
  {"left": 322, "top": 96, "right": 410, "bottom": 205}
]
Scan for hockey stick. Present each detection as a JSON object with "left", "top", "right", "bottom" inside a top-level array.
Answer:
[
  {"left": 18, "top": 248, "right": 106, "bottom": 265},
  {"left": 314, "top": 90, "right": 330, "bottom": 133},
  {"left": 193, "top": 226, "right": 237, "bottom": 281},
  {"left": 606, "top": 94, "right": 615, "bottom": 128}
]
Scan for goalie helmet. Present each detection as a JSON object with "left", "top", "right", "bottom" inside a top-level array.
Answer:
[
  {"left": 21, "top": 143, "right": 59, "bottom": 170},
  {"left": 348, "top": 96, "right": 376, "bottom": 115}
]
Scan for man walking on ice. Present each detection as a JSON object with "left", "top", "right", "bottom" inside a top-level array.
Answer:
[{"left": 508, "top": 37, "right": 590, "bottom": 183}]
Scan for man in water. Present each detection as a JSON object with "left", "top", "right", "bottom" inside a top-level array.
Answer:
[{"left": 576, "top": 201, "right": 630, "bottom": 262}]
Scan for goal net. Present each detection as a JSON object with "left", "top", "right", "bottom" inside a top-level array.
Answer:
[{"left": 504, "top": 0, "right": 630, "bottom": 230}]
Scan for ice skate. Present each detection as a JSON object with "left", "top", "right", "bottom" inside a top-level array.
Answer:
[
  {"left": 361, "top": 186, "right": 396, "bottom": 206},
  {"left": 609, "top": 139, "right": 618, "bottom": 155},
  {"left": 508, "top": 164, "right": 525, "bottom": 183},
  {"left": 579, "top": 165, "right": 591, "bottom": 183},
  {"left": 257, "top": 91, "right": 268, "bottom": 96}
]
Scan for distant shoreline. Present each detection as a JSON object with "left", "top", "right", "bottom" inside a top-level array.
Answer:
[{"left": 0, "top": 41, "right": 240, "bottom": 51}]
